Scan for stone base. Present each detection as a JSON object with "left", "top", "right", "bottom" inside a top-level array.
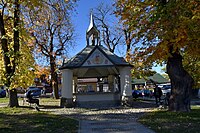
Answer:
[
  {"left": 60, "top": 97, "right": 74, "bottom": 108},
  {"left": 76, "top": 100, "right": 121, "bottom": 108},
  {"left": 121, "top": 96, "right": 133, "bottom": 107}
]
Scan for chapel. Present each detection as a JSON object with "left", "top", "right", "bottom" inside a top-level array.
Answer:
[{"left": 60, "top": 14, "right": 133, "bottom": 107}]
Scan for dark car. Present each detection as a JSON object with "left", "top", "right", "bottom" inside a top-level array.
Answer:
[
  {"left": 132, "top": 90, "right": 140, "bottom": 99},
  {"left": 0, "top": 89, "right": 6, "bottom": 98},
  {"left": 24, "top": 87, "right": 42, "bottom": 97}
]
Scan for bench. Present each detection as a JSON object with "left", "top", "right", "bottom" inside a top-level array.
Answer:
[{"left": 22, "top": 97, "right": 40, "bottom": 106}]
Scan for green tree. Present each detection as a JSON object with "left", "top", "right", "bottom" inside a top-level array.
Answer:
[
  {"left": 0, "top": 0, "right": 21, "bottom": 107},
  {"left": 116, "top": 0, "right": 200, "bottom": 111},
  {"left": 183, "top": 53, "right": 200, "bottom": 89},
  {"left": 0, "top": 0, "right": 40, "bottom": 107},
  {"left": 11, "top": 42, "right": 36, "bottom": 89},
  {"left": 28, "top": 0, "right": 76, "bottom": 99}
]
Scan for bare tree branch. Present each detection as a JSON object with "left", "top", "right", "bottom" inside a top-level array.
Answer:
[{"left": 93, "top": 3, "right": 123, "bottom": 53}]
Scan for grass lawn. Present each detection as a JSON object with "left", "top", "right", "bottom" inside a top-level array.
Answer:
[
  {"left": 0, "top": 97, "right": 9, "bottom": 103},
  {"left": 139, "top": 106, "right": 200, "bottom": 133},
  {"left": 0, "top": 98, "right": 78, "bottom": 133}
]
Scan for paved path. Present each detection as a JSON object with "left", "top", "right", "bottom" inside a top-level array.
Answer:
[
  {"left": 79, "top": 116, "right": 155, "bottom": 133},
  {"left": 77, "top": 102, "right": 156, "bottom": 133},
  {"left": 40, "top": 100, "right": 157, "bottom": 133},
  {"left": 0, "top": 103, "right": 8, "bottom": 107},
  {"left": 77, "top": 99, "right": 200, "bottom": 133}
]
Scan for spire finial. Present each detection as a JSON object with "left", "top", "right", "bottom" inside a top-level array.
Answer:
[
  {"left": 87, "top": 13, "right": 95, "bottom": 32},
  {"left": 86, "top": 12, "right": 99, "bottom": 46}
]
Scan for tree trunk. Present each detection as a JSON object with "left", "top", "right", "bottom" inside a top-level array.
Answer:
[
  {"left": 50, "top": 56, "right": 59, "bottom": 99},
  {"left": 52, "top": 72, "right": 59, "bottom": 99},
  {"left": 126, "top": 44, "right": 131, "bottom": 62},
  {"left": 8, "top": 89, "right": 19, "bottom": 107},
  {"left": 7, "top": 0, "right": 20, "bottom": 107},
  {"left": 167, "top": 52, "right": 194, "bottom": 112},
  {"left": 0, "top": 0, "right": 20, "bottom": 108}
]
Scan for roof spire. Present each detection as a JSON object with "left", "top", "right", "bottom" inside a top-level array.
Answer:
[
  {"left": 87, "top": 13, "right": 95, "bottom": 32},
  {"left": 86, "top": 13, "right": 100, "bottom": 46}
]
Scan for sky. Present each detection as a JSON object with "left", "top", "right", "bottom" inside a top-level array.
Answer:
[
  {"left": 70, "top": 0, "right": 165, "bottom": 74},
  {"left": 70, "top": 0, "right": 114, "bottom": 56}
]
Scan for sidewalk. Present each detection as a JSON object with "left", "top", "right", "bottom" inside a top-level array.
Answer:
[
  {"left": 75, "top": 101, "right": 157, "bottom": 133},
  {"left": 0, "top": 103, "right": 7, "bottom": 107},
  {"left": 79, "top": 119, "right": 155, "bottom": 133}
]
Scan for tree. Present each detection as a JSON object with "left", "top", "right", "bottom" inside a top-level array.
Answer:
[
  {"left": 93, "top": 3, "right": 123, "bottom": 53},
  {"left": 0, "top": 0, "right": 21, "bottom": 107},
  {"left": 122, "top": 25, "right": 134, "bottom": 62},
  {"left": 116, "top": 0, "right": 200, "bottom": 112},
  {"left": 94, "top": 3, "right": 154, "bottom": 80},
  {"left": 28, "top": 0, "right": 76, "bottom": 99},
  {"left": 93, "top": 3, "right": 155, "bottom": 79},
  {"left": 0, "top": 0, "right": 41, "bottom": 107},
  {"left": 183, "top": 53, "right": 200, "bottom": 89},
  {"left": 34, "top": 65, "right": 50, "bottom": 81},
  {"left": 0, "top": 0, "right": 19, "bottom": 87},
  {"left": 8, "top": 44, "right": 36, "bottom": 89}
]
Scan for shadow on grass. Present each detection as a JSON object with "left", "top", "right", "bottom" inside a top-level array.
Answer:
[
  {"left": 19, "top": 105, "right": 62, "bottom": 110},
  {"left": 0, "top": 109, "right": 78, "bottom": 133},
  {"left": 131, "top": 100, "right": 157, "bottom": 109},
  {"left": 38, "top": 105, "right": 62, "bottom": 109}
]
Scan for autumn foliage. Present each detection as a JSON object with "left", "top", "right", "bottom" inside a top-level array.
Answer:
[
  {"left": 116, "top": 0, "right": 200, "bottom": 111},
  {"left": 116, "top": 0, "right": 200, "bottom": 86}
]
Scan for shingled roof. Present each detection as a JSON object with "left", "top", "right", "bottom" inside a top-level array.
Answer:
[
  {"left": 132, "top": 73, "right": 169, "bottom": 84},
  {"left": 60, "top": 45, "right": 131, "bottom": 69}
]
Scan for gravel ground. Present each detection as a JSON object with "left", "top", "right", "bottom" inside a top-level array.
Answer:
[{"left": 39, "top": 100, "right": 157, "bottom": 120}]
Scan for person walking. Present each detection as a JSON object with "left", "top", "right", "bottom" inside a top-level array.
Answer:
[{"left": 154, "top": 85, "right": 162, "bottom": 106}]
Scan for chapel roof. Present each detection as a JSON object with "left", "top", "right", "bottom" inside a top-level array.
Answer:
[{"left": 60, "top": 45, "right": 131, "bottom": 69}]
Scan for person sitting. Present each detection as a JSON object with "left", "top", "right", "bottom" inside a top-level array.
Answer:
[{"left": 26, "top": 90, "right": 39, "bottom": 106}]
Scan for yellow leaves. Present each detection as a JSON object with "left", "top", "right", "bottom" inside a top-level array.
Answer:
[
  {"left": 116, "top": 0, "right": 199, "bottom": 61},
  {"left": 192, "top": 14, "right": 200, "bottom": 20},
  {"left": 34, "top": 65, "right": 50, "bottom": 80},
  {"left": 121, "top": 13, "right": 130, "bottom": 21}
]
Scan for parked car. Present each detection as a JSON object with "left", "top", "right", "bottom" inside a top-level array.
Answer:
[
  {"left": 16, "top": 87, "right": 25, "bottom": 94},
  {"left": 132, "top": 90, "right": 140, "bottom": 99},
  {"left": 137, "top": 90, "right": 145, "bottom": 97},
  {"left": 24, "top": 87, "right": 42, "bottom": 97},
  {"left": 162, "top": 85, "right": 171, "bottom": 95},
  {"left": 0, "top": 88, "right": 6, "bottom": 98},
  {"left": 143, "top": 89, "right": 153, "bottom": 97}
]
